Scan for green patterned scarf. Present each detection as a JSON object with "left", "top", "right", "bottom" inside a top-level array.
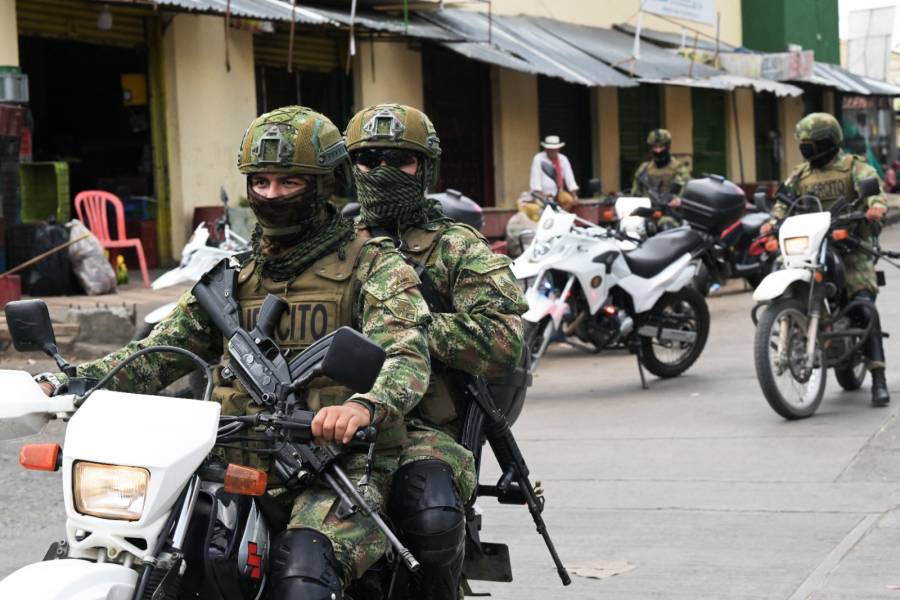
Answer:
[
  {"left": 251, "top": 204, "right": 356, "bottom": 283},
  {"left": 355, "top": 163, "right": 447, "bottom": 228}
]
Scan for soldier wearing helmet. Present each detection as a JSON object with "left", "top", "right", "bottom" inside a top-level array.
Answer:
[
  {"left": 44, "top": 106, "right": 433, "bottom": 599},
  {"left": 345, "top": 104, "right": 527, "bottom": 599},
  {"left": 630, "top": 128, "right": 692, "bottom": 204},
  {"left": 763, "top": 112, "right": 890, "bottom": 406}
]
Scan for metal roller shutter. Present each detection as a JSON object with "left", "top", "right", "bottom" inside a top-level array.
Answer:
[
  {"left": 253, "top": 25, "right": 341, "bottom": 72},
  {"left": 17, "top": 0, "right": 149, "bottom": 47},
  {"left": 692, "top": 89, "right": 727, "bottom": 178},
  {"left": 618, "top": 84, "right": 661, "bottom": 190}
]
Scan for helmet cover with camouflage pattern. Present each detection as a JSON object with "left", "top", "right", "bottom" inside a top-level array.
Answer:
[
  {"left": 345, "top": 104, "right": 441, "bottom": 159},
  {"left": 238, "top": 105, "right": 349, "bottom": 175},
  {"left": 646, "top": 128, "right": 672, "bottom": 147},
  {"left": 794, "top": 112, "right": 843, "bottom": 146}
]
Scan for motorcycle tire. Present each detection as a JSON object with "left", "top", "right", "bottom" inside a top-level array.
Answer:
[
  {"left": 834, "top": 361, "right": 867, "bottom": 391},
  {"left": 754, "top": 298, "right": 827, "bottom": 419},
  {"left": 639, "top": 286, "right": 710, "bottom": 378}
]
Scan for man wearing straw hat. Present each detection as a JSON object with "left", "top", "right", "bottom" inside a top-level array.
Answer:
[{"left": 529, "top": 134, "right": 579, "bottom": 210}]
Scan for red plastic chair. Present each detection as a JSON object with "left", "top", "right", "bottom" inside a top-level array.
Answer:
[{"left": 74, "top": 190, "right": 151, "bottom": 287}]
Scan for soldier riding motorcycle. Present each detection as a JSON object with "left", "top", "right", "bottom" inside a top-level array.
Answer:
[{"left": 753, "top": 112, "right": 894, "bottom": 417}]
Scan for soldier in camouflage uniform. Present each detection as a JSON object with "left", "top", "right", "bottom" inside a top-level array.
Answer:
[
  {"left": 344, "top": 104, "right": 528, "bottom": 600},
  {"left": 762, "top": 112, "right": 890, "bottom": 406},
  {"left": 631, "top": 128, "right": 691, "bottom": 229},
  {"left": 42, "top": 106, "right": 433, "bottom": 599}
]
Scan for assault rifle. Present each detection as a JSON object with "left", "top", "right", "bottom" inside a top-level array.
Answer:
[{"left": 192, "top": 258, "right": 420, "bottom": 572}]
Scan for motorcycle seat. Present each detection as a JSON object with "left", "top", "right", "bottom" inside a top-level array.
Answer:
[
  {"left": 740, "top": 212, "right": 769, "bottom": 235},
  {"left": 623, "top": 228, "right": 704, "bottom": 278}
]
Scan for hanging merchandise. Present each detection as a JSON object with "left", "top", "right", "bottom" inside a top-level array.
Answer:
[{"left": 68, "top": 220, "right": 116, "bottom": 295}]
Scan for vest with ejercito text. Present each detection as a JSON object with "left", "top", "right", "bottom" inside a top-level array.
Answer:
[{"left": 211, "top": 231, "right": 407, "bottom": 468}]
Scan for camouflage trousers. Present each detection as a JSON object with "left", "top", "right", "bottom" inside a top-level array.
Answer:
[
  {"left": 844, "top": 248, "right": 878, "bottom": 297},
  {"left": 399, "top": 421, "right": 477, "bottom": 503},
  {"left": 280, "top": 452, "right": 398, "bottom": 586}
]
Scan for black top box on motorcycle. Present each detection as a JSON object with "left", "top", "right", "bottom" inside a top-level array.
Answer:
[{"left": 680, "top": 177, "right": 745, "bottom": 234}]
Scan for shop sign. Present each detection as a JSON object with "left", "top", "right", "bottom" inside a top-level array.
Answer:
[
  {"left": 719, "top": 50, "right": 814, "bottom": 80},
  {"left": 641, "top": 0, "right": 716, "bottom": 25}
]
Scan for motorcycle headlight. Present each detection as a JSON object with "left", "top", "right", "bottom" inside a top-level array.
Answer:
[
  {"left": 783, "top": 236, "right": 810, "bottom": 256},
  {"left": 73, "top": 462, "right": 150, "bottom": 521}
]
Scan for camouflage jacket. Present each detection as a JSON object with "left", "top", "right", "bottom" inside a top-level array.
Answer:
[
  {"left": 631, "top": 157, "right": 691, "bottom": 197},
  {"left": 773, "top": 151, "right": 888, "bottom": 221},
  {"left": 411, "top": 222, "right": 527, "bottom": 379},
  {"left": 58, "top": 242, "right": 432, "bottom": 432}
]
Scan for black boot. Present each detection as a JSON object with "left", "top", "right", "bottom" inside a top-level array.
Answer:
[{"left": 871, "top": 368, "right": 890, "bottom": 407}]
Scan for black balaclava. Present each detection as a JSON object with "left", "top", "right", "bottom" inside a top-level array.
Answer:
[
  {"left": 800, "top": 139, "right": 840, "bottom": 169},
  {"left": 652, "top": 146, "right": 671, "bottom": 168}
]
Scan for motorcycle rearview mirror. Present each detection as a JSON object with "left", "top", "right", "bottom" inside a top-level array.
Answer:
[
  {"left": 858, "top": 176, "right": 880, "bottom": 199},
  {"left": 289, "top": 327, "right": 386, "bottom": 394},
  {"left": 588, "top": 178, "right": 602, "bottom": 196},
  {"left": 753, "top": 187, "right": 768, "bottom": 212},
  {"left": 540, "top": 161, "right": 558, "bottom": 181},
  {"left": 341, "top": 202, "right": 361, "bottom": 220},
  {"left": 4, "top": 300, "right": 75, "bottom": 376}
]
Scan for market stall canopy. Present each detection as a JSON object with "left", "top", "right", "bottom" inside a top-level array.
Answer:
[
  {"left": 418, "top": 10, "right": 637, "bottom": 87},
  {"left": 529, "top": 16, "right": 720, "bottom": 80}
]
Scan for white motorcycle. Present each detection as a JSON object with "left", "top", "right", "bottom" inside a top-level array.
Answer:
[
  {"left": 0, "top": 298, "right": 412, "bottom": 600},
  {"left": 751, "top": 182, "right": 900, "bottom": 419},
  {"left": 511, "top": 204, "right": 710, "bottom": 386}
]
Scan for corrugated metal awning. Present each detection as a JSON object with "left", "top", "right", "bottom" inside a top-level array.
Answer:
[
  {"left": 640, "top": 74, "right": 803, "bottom": 97},
  {"left": 528, "top": 16, "right": 719, "bottom": 80},
  {"left": 420, "top": 10, "right": 636, "bottom": 87},
  {"left": 614, "top": 23, "right": 738, "bottom": 52},
  {"left": 133, "top": 0, "right": 337, "bottom": 23},
  {"left": 804, "top": 62, "right": 900, "bottom": 96}
]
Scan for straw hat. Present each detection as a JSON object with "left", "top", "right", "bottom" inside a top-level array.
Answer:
[{"left": 540, "top": 135, "right": 565, "bottom": 149}]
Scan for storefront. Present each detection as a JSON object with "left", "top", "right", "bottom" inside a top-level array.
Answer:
[{"left": 841, "top": 95, "right": 896, "bottom": 170}]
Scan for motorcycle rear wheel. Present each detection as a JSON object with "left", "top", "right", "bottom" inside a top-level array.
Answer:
[
  {"left": 754, "top": 298, "right": 826, "bottom": 419},
  {"left": 834, "top": 360, "right": 867, "bottom": 391},
  {"left": 639, "top": 287, "right": 710, "bottom": 378}
]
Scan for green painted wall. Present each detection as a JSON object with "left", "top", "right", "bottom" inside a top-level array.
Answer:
[{"left": 742, "top": 0, "right": 839, "bottom": 64}]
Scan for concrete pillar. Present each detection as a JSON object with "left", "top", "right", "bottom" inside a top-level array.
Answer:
[
  {"left": 162, "top": 14, "right": 257, "bottom": 258},
  {"left": 0, "top": 0, "right": 19, "bottom": 66},
  {"left": 491, "top": 67, "right": 538, "bottom": 208},
  {"left": 595, "top": 87, "right": 619, "bottom": 193},
  {"left": 352, "top": 41, "right": 423, "bottom": 111},
  {"left": 725, "top": 88, "right": 756, "bottom": 184},
  {"left": 663, "top": 86, "right": 693, "bottom": 155},
  {"left": 779, "top": 95, "right": 804, "bottom": 180},
  {"left": 823, "top": 90, "right": 835, "bottom": 116}
]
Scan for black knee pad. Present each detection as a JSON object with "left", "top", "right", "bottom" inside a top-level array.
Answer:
[
  {"left": 269, "top": 528, "right": 343, "bottom": 600},
  {"left": 390, "top": 459, "right": 465, "bottom": 568}
]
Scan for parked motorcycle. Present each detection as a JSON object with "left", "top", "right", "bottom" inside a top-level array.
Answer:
[
  {"left": 511, "top": 203, "right": 710, "bottom": 387},
  {"left": 751, "top": 179, "right": 900, "bottom": 419},
  {"left": 342, "top": 188, "right": 485, "bottom": 230},
  {"left": 136, "top": 188, "right": 250, "bottom": 340}
]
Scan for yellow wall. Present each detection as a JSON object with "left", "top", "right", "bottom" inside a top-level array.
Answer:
[
  {"left": 162, "top": 14, "right": 257, "bottom": 257},
  {"left": 595, "top": 87, "right": 620, "bottom": 193},
  {"left": 489, "top": 0, "right": 742, "bottom": 47},
  {"left": 353, "top": 41, "right": 423, "bottom": 111},
  {"left": 725, "top": 88, "right": 756, "bottom": 183},
  {"left": 663, "top": 85, "right": 693, "bottom": 155},
  {"left": 491, "top": 67, "right": 539, "bottom": 208},
  {"left": 0, "top": 0, "right": 19, "bottom": 66},
  {"left": 779, "top": 95, "right": 804, "bottom": 180}
]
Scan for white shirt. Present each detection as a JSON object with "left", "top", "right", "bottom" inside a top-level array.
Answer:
[{"left": 529, "top": 150, "right": 579, "bottom": 197}]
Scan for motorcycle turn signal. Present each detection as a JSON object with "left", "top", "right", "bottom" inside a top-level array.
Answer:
[
  {"left": 224, "top": 464, "right": 268, "bottom": 496},
  {"left": 19, "top": 443, "right": 61, "bottom": 471}
]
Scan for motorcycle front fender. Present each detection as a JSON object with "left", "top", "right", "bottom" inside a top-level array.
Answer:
[
  {"left": 752, "top": 269, "right": 811, "bottom": 303},
  {"left": 143, "top": 301, "right": 178, "bottom": 326},
  {"left": 0, "top": 559, "right": 137, "bottom": 600},
  {"left": 521, "top": 292, "right": 566, "bottom": 329}
]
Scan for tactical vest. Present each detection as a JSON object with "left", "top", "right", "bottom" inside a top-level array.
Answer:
[
  {"left": 397, "top": 224, "right": 465, "bottom": 429},
  {"left": 640, "top": 161, "right": 678, "bottom": 193},
  {"left": 792, "top": 156, "right": 860, "bottom": 210},
  {"left": 211, "top": 232, "right": 407, "bottom": 470}
]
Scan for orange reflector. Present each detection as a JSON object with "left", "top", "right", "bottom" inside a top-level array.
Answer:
[
  {"left": 765, "top": 238, "right": 780, "bottom": 253},
  {"left": 20, "top": 443, "right": 61, "bottom": 471},
  {"left": 602, "top": 208, "right": 616, "bottom": 221},
  {"left": 832, "top": 229, "right": 849, "bottom": 241},
  {"left": 224, "top": 464, "right": 267, "bottom": 496},
  {"left": 653, "top": 210, "right": 663, "bottom": 219},
  {"left": 814, "top": 271, "right": 824, "bottom": 283}
]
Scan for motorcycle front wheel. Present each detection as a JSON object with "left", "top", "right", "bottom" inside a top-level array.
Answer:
[
  {"left": 754, "top": 298, "right": 826, "bottom": 419},
  {"left": 524, "top": 317, "right": 553, "bottom": 374},
  {"left": 639, "top": 286, "right": 710, "bottom": 378}
]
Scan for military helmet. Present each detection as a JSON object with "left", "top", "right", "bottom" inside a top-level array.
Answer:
[
  {"left": 794, "top": 112, "right": 843, "bottom": 146},
  {"left": 238, "top": 105, "right": 349, "bottom": 174},
  {"left": 646, "top": 128, "right": 672, "bottom": 147},
  {"left": 345, "top": 104, "right": 441, "bottom": 160}
]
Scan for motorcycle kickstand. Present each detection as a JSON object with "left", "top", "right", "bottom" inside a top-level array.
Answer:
[{"left": 634, "top": 343, "right": 649, "bottom": 390}]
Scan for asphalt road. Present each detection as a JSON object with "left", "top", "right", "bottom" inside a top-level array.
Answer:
[{"left": 3, "top": 226, "right": 900, "bottom": 599}]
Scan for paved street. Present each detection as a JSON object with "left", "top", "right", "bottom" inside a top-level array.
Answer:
[{"left": 2, "top": 226, "right": 900, "bottom": 599}]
